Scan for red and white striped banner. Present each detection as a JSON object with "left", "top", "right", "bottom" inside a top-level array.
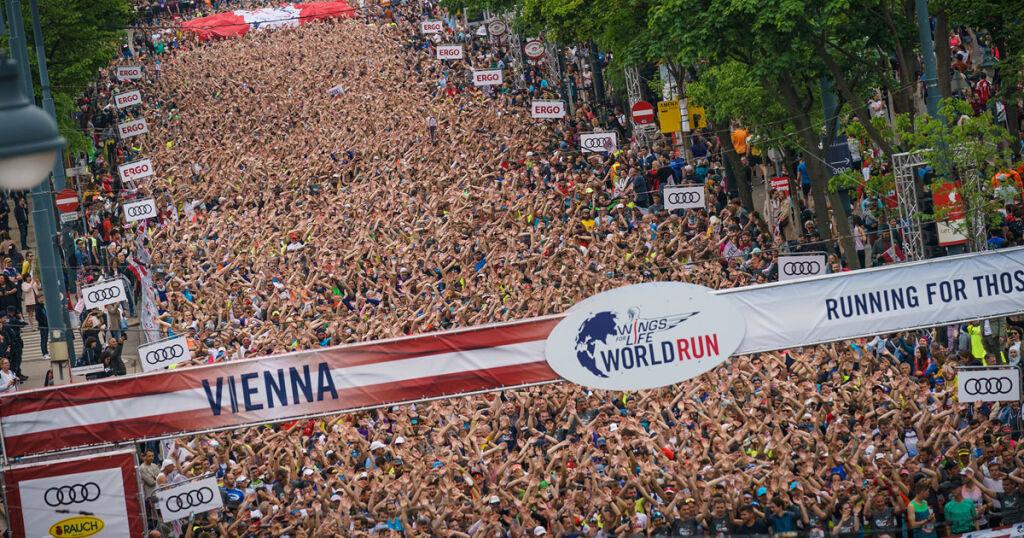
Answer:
[
  {"left": 180, "top": 1, "right": 355, "bottom": 41},
  {"left": 0, "top": 317, "right": 561, "bottom": 459}
]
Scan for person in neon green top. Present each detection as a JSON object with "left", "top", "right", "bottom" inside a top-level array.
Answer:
[
  {"left": 967, "top": 323, "right": 987, "bottom": 361},
  {"left": 943, "top": 484, "right": 978, "bottom": 534}
]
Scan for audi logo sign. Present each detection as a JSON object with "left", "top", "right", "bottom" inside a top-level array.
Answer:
[
  {"left": 956, "top": 367, "right": 1021, "bottom": 403},
  {"left": 777, "top": 254, "right": 827, "bottom": 282},
  {"left": 155, "top": 477, "right": 223, "bottom": 522},
  {"left": 117, "top": 158, "right": 155, "bottom": 182},
  {"left": 81, "top": 279, "right": 127, "bottom": 309},
  {"left": 117, "top": 118, "right": 149, "bottom": 139},
  {"left": 113, "top": 89, "right": 142, "bottom": 109},
  {"left": 663, "top": 186, "right": 706, "bottom": 210},
  {"left": 531, "top": 100, "right": 566, "bottom": 119},
  {"left": 420, "top": 20, "right": 443, "bottom": 34},
  {"left": 44, "top": 482, "right": 102, "bottom": 506},
  {"left": 436, "top": 45, "right": 463, "bottom": 60},
  {"left": 579, "top": 131, "right": 617, "bottom": 154},
  {"left": 114, "top": 65, "right": 142, "bottom": 81},
  {"left": 472, "top": 69, "right": 503, "bottom": 87},
  {"left": 138, "top": 336, "right": 191, "bottom": 372},
  {"left": 123, "top": 198, "right": 158, "bottom": 223}
]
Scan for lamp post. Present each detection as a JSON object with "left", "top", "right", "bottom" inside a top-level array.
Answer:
[{"left": 2, "top": 0, "right": 78, "bottom": 375}]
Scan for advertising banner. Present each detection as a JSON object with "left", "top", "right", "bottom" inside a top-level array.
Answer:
[
  {"left": 81, "top": 279, "right": 128, "bottom": 310},
  {"left": 933, "top": 181, "right": 969, "bottom": 247},
  {"left": 657, "top": 100, "right": 681, "bottom": 133},
  {"left": 663, "top": 186, "right": 705, "bottom": 210},
  {"left": 122, "top": 198, "right": 158, "bottom": 223},
  {"left": 2, "top": 450, "right": 144, "bottom": 537},
  {"left": 114, "top": 65, "right": 143, "bottom": 81},
  {"left": 472, "top": 69, "right": 503, "bottom": 86},
  {"left": 956, "top": 367, "right": 1021, "bottom": 403},
  {"left": 7, "top": 248, "right": 1024, "bottom": 457},
  {"left": 154, "top": 476, "right": 222, "bottom": 522},
  {"left": 531, "top": 100, "right": 566, "bottom": 119},
  {"left": 579, "top": 131, "right": 617, "bottom": 154},
  {"left": 138, "top": 336, "right": 192, "bottom": 373},
  {"left": 436, "top": 44, "right": 463, "bottom": 60},
  {"left": 777, "top": 254, "right": 828, "bottom": 281},
  {"left": 113, "top": 90, "right": 143, "bottom": 109},
  {"left": 420, "top": 20, "right": 443, "bottom": 33},
  {"left": 117, "top": 158, "right": 155, "bottom": 183},
  {"left": 117, "top": 118, "right": 149, "bottom": 139}
]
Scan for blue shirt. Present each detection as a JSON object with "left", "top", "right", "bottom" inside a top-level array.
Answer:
[
  {"left": 798, "top": 162, "right": 811, "bottom": 186},
  {"left": 768, "top": 507, "right": 800, "bottom": 533}
]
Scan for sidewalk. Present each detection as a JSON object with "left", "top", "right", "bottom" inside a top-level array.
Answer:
[{"left": 16, "top": 198, "right": 142, "bottom": 389}]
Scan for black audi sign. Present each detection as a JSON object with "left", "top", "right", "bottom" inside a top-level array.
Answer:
[
  {"left": 137, "top": 336, "right": 192, "bottom": 373},
  {"left": 155, "top": 476, "right": 222, "bottom": 522},
  {"left": 957, "top": 367, "right": 1021, "bottom": 403},
  {"left": 122, "top": 198, "right": 158, "bottom": 224},
  {"left": 81, "top": 279, "right": 127, "bottom": 309},
  {"left": 663, "top": 185, "right": 705, "bottom": 211},
  {"left": 777, "top": 254, "right": 827, "bottom": 282}
]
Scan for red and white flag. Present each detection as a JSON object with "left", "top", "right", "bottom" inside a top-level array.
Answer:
[{"left": 181, "top": 2, "right": 355, "bottom": 41}]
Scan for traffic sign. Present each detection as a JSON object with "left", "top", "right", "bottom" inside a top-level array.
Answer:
[
  {"left": 55, "top": 188, "right": 79, "bottom": 213},
  {"left": 631, "top": 101, "right": 655, "bottom": 125}
]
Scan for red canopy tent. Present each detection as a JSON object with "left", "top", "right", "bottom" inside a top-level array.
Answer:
[{"left": 180, "top": 1, "right": 355, "bottom": 41}]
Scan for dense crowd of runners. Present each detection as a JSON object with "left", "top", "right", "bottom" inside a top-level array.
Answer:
[{"left": 32, "top": 0, "right": 1024, "bottom": 536}]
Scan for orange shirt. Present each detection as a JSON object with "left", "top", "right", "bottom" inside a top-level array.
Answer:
[{"left": 731, "top": 128, "right": 749, "bottom": 154}]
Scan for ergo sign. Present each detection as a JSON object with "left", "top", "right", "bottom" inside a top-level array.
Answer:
[
  {"left": 531, "top": 100, "right": 566, "bottom": 119},
  {"left": 436, "top": 45, "right": 463, "bottom": 60},
  {"left": 117, "top": 118, "right": 149, "bottom": 139},
  {"left": 115, "top": 65, "right": 143, "bottom": 81},
  {"left": 118, "top": 158, "right": 155, "bottom": 182},
  {"left": 114, "top": 90, "right": 142, "bottom": 109},
  {"left": 472, "top": 69, "right": 503, "bottom": 87},
  {"left": 420, "top": 20, "right": 443, "bottom": 34}
]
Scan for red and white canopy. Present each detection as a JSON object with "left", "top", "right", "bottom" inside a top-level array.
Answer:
[{"left": 180, "top": 1, "right": 355, "bottom": 41}]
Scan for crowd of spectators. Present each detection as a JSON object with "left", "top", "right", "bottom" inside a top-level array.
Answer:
[{"left": 49, "top": 0, "right": 1024, "bottom": 536}]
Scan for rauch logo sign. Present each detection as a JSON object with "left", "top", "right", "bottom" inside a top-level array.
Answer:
[{"left": 545, "top": 282, "right": 745, "bottom": 390}]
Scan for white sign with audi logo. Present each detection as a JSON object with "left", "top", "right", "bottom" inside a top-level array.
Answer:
[
  {"left": 122, "top": 198, "right": 158, "bottom": 223},
  {"left": 663, "top": 186, "right": 706, "bottom": 210},
  {"left": 117, "top": 117, "right": 149, "bottom": 139},
  {"left": 113, "top": 89, "right": 142, "bottom": 109},
  {"left": 19, "top": 467, "right": 131, "bottom": 536},
  {"left": 531, "top": 100, "right": 566, "bottom": 119},
  {"left": 138, "top": 336, "right": 191, "bottom": 373},
  {"left": 436, "top": 44, "right": 463, "bottom": 60},
  {"left": 117, "top": 158, "right": 155, "bottom": 182},
  {"left": 155, "top": 476, "right": 223, "bottom": 522},
  {"left": 114, "top": 65, "right": 143, "bottom": 81},
  {"left": 421, "top": 20, "right": 443, "bottom": 33},
  {"left": 472, "top": 69, "right": 503, "bottom": 86},
  {"left": 82, "top": 278, "right": 127, "bottom": 310},
  {"left": 579, "top": 131, "right": 618, "bottom": 154},
  {"left": 777, "top": 254, "right": 827, "bottom": 282},
  {"left": 957, "top": 367, "right": 1021, "bottom": 403}
]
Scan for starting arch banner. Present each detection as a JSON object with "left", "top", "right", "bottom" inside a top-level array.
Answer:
[{"left": 3, "top": 248, "right": 1024, "bottom": 458}]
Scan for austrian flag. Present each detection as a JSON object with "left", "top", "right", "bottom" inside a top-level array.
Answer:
[{"left": 181, "top": 1, "right": 355, "bottom": 41}]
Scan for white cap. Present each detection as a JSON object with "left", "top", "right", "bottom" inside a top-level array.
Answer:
[
  {"left": 302, "top": 468, "right": 315, "bottom": 477},
  {"left": 250, "top": 509, "right": 263, "bottom": 519},
  {"left": 330, "top": 494, "right": 343, "bottom": 502},
  {"left": 534, "top": 526, "right": 547, "bottom": 535},
  {"left": 369, "top": 440, "right": 387, "bottom": 451},
  {"left": 358, "top": 471, "right": 368, "bottom": 479},
  {"left": 161, "top": 459, "right": 175, "bottom": 469},
  {"left": 488, "top": 495, "right": 500, "bottom": 504},
  {"left": 394, "top": 436, "right": 406, "bottom": 445}
]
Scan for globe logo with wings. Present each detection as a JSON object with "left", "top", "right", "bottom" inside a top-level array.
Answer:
[{"left": 573, "top": 307, "right": 699, "bottom": 378}]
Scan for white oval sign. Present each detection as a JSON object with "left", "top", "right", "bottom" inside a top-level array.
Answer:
[
  {"left": 545, "top": 282, "right": 745, "bottom": 391},
  {"left": 524, "top": 40, "right": 544, "bottom": 59}
]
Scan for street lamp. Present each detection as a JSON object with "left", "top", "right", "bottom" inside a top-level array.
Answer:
[{"left": 0, "top": 55, "right": 64, "bottom": 190}]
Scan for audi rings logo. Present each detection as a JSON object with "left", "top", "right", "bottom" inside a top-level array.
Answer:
[
  {"left": 126, "top": 204, "right": 154, "bottom": 218},
  {"left": 164, "top": 487, "right": 215, "bottom": 513},
  {"left": 145, "top": 344, "right": 186, "bottom": 365},
  {"left": 963, "top": 377, "right": 1014, "bottom": 395},
  {"left": 666, "top": 192, "right": 702, "bottom": 205},
  {"left": 44, "top": 483, "right": 101, "bottom": 506},
  {"left": 582, "top": 137, "right": 613, "bottom": 149},
  {"left": 86, "top": 286, "right": 122, "bottom": 303},
  {"left": 781, "top": 261, "right": 822, "bottom": 276}
]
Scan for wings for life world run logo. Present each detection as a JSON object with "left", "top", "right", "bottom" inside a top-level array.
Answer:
[{"left": 546, "top": 282, "right": 746, "bottom": 391}]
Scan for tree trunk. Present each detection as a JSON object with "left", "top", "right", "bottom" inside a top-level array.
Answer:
[
  {"left": 777, "top": 75, "right": 861, "bottom": 270},
  {"left": 933, "top": 5, "right": 952, "bottom": 100},
  {"left": 816, "top": 40, "right": 897, "bottom": 156},
  {"left": 712, "top": 120, "right": 754, "bottom": 211},
  {"left": 882, "top": 1, "right": 917, "bottom": 118}
]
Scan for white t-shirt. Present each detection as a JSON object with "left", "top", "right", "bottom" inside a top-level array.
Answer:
[{"left": 0, "top": 370, "right": 18, "bottom": 393}]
